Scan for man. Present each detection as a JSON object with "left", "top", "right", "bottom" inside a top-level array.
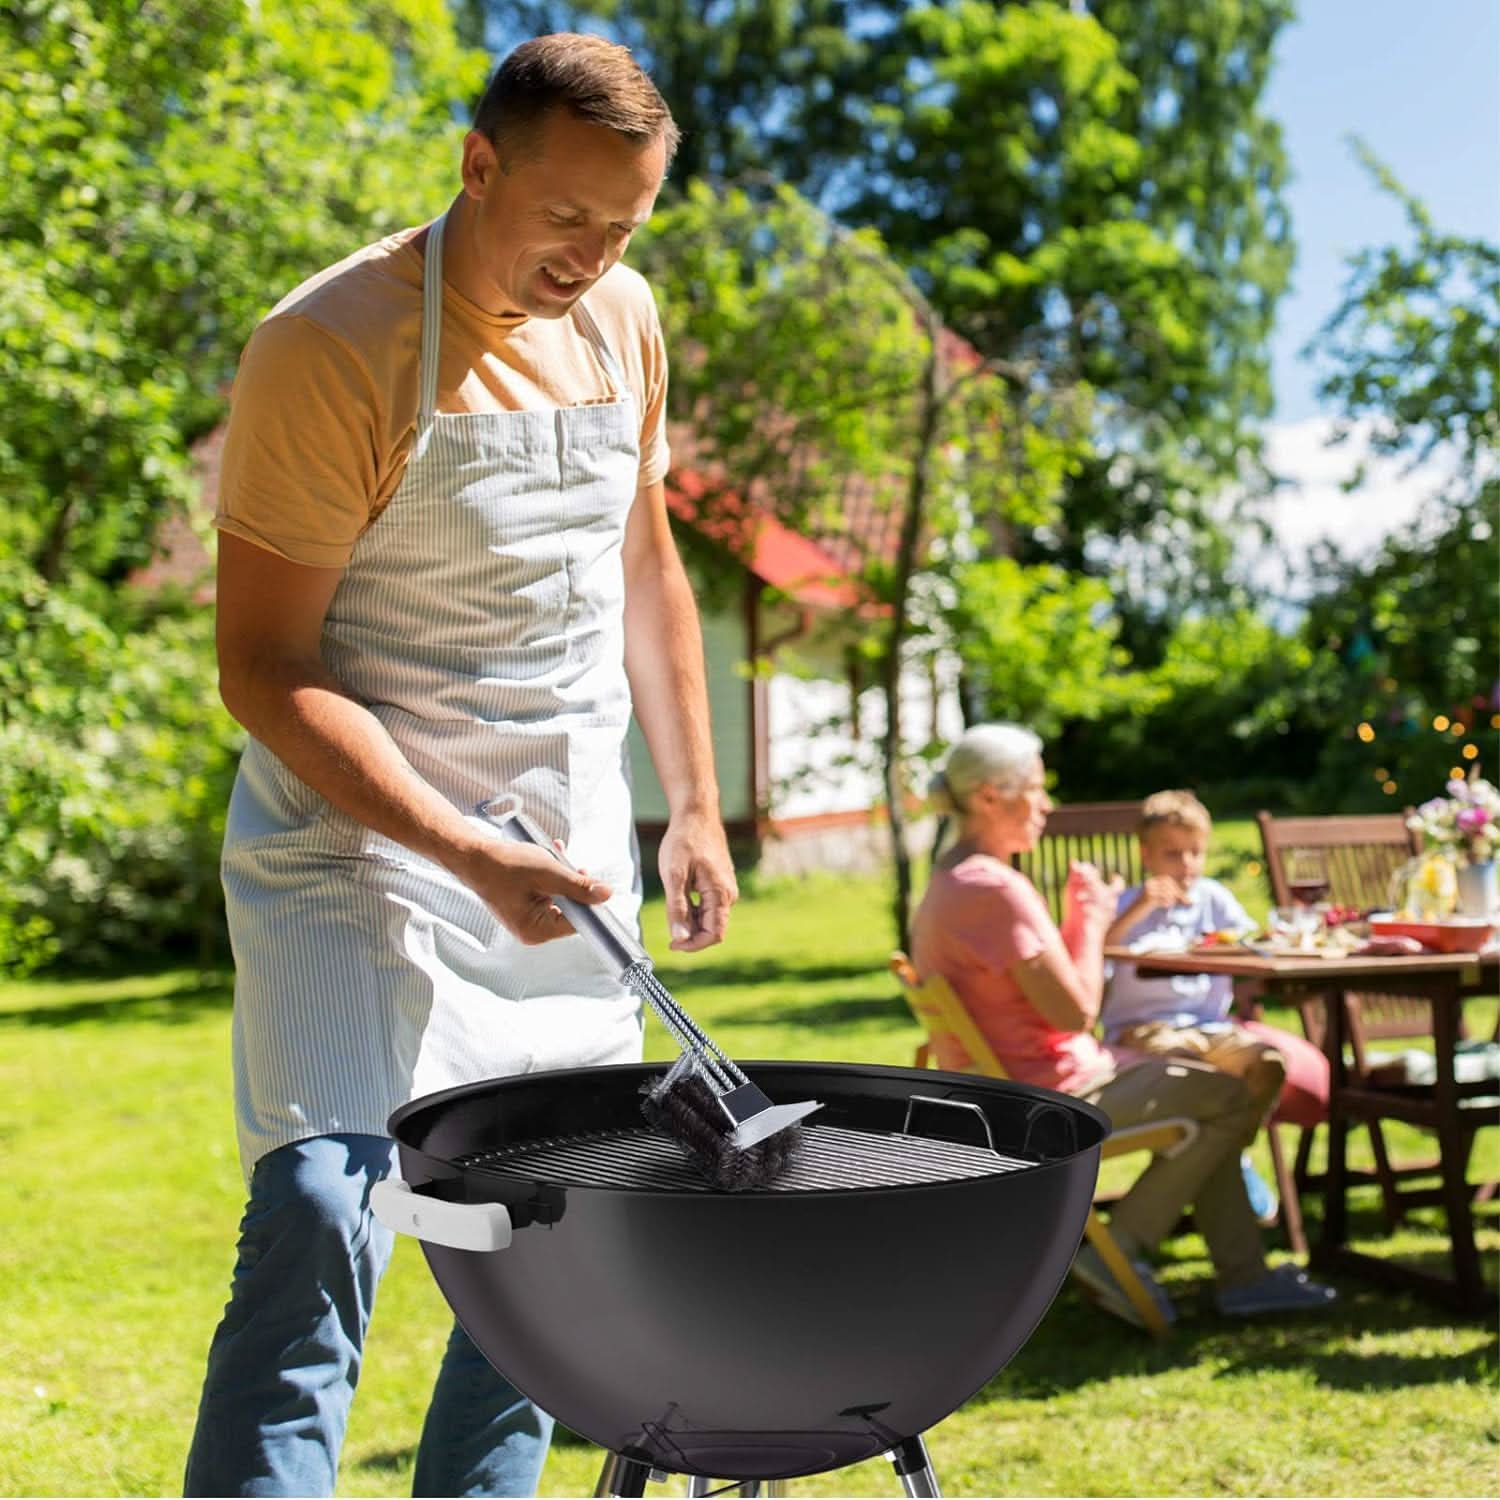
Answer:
[{"left": 184, "top": 34, "right": 736, "bottom": 1497}]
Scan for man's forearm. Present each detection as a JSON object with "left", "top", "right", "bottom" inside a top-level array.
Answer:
[
  {"left": 221, "top": 653, "right": 486, "bottom": 874},
  {"left": 623, "top": 551, "right": 720, "bottom": 818}
]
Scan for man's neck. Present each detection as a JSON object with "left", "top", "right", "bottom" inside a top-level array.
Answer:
[{"left": 434, "top": 195, "right": 526, "bottom": 321}]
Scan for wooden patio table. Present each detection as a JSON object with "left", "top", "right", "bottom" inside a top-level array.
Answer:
[{"left": 1102, "top": 943, "right": 1500, "bottom": 1313}]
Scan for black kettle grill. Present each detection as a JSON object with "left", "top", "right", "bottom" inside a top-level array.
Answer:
[{"left": 373, "top": 1061, "right": 1107, "bottom": 1497}]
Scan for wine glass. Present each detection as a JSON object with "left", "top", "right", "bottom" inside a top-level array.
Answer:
[{"left": 1286, "top": 849, "right": 1331, "bottom": 909}]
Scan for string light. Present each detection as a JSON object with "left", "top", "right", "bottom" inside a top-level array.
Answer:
[
  {"left": 1463, "top": 744, "right": 1480, "bottom": 761},
  {"left": 1451, "top": 722, "right": 1466, "bottom": 736},
  {"left": 1491, "top": 714, "right": 1500, "bottom": 730},
  {"left": 1357, "top": 722, "right": 1376, "bottom": 743},
  {"left": 1433, "top": 715, "right": 1450, "bottom": 732},
  {"left": 1382, "top": 780, "right": 1398, "bottom": 794},
  {"left": 1451, "top": 766, "right": 1466, "bottom": 778}
]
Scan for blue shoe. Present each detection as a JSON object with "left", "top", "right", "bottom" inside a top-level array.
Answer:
[
  {"left": 1216, "top": 1264, "right": 1338, "bottom": 1317},
  {"left": 1241, "top": 1152, "right": 1278, "bottom": 1227}
]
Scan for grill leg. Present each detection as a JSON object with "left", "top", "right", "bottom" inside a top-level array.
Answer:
[
  {"left": 594, "top": 1452, "right": 654, "bottom": 1497},
  {"left": 889, "top": 1435, "right": 941, "bottom": 1498}
]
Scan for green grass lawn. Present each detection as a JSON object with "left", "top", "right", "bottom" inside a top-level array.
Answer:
[{"left": 1, "top": 853, "right": 1497, "bottom": 1497}]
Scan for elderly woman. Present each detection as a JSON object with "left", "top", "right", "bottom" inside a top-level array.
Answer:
[{"left": 910, "top": 723, "right": 1336, "bottom": 1326}]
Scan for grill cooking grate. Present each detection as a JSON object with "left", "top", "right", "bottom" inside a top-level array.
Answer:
[{"left": 458, "top": 1122, "right": 1034, "bottom": 1193}]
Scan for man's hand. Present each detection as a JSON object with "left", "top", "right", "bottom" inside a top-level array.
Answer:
[
  {"left": 450, "top": 840, "right": 612, "bottom": 946},
  {"left": 658, "top": 811, "right": 738, "bottom": 951}
]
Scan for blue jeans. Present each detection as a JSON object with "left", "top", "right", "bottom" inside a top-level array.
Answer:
[{"left": 183, "top": 1134, "right": 553, "bottom": 1497}]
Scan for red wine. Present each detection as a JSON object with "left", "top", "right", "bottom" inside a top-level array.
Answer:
[{"left": 1288, "top": 879, "right": 1330, "bottom": 905}]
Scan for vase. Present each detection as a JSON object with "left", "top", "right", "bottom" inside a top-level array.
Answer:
[{"left": 1456, "top": 860, "right": 1499, "bottom": 918}]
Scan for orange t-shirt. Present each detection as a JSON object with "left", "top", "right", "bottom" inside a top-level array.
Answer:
[{"left": 214, "top": 224, "right": 670, "bottom": 568}]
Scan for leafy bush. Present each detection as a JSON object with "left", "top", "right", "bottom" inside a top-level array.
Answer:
[{"left": 0, "top": 562, "right": 241, "bottom": 974}]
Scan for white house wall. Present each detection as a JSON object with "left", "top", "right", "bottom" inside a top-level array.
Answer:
[
  {"left": 768, "top": 645, "right": 966, "bottom": 822},
  {"left": 627, "top": 592, "right": 966, "bottom": 875}
]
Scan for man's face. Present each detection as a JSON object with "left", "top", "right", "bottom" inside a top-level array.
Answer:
[
  {"left": 460, "top": 109, "right": 666, "bottom": 318},
  {"left": 1140, "top": 824, "right": 1209, "bottom": 887}
]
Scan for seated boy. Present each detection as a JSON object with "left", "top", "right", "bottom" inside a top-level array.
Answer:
[{"left": 1102, "top": 790, "right": 1329, "bottom": 1224}]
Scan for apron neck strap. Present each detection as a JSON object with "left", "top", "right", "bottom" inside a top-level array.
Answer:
[
  {"left": 419, "top": 211, "right": 447, "bottom": 426},
  {"left": 570, "top": 298, "right": 628, "bottom": 397}
]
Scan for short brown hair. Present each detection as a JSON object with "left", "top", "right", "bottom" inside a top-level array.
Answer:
[
  {"left": 1138, "top": 789, "right": 1212, "bottom": 839},
  {"left": 473, "top": 33, "right": 680, "bottom": 167}
]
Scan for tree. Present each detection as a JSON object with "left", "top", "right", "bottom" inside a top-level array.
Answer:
[
  {"left": 1287, "top": 147, "right": 1500, "bottom": 809},
  {"left": 465, "top": 0, "right": 1294, "bottom": 642},
  {"left": 844, "top": 0, "right": 1293, "bottom": 657},
  {"left": 0, "top": 0, "right": 484, "bottom": 583},
  {"left": 632, "top": 180, "right": 1092, "bottom": 943},
  {"left": 0, "top": 0, "right": 485, "bottom": 971}
]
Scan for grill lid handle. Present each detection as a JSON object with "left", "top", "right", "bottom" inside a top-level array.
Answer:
[{"left": 371, "top": 1179, "right": 513, "bottom": 1253}]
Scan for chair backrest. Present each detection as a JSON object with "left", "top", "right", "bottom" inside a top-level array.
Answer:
[
  {"left": 1255, "top": 810, "right": 1418, "bottom": 911},
  {"left": 1256, "top": 811, "right": 1439, "bottom": 1056},
  {"left": 1014, "top": 802, "right": 1143, "bottom": 926},
  {"left": 890, "top": 952, "right": 1008, "bottom": 1078}
]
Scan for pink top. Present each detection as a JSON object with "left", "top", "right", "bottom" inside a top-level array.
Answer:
[{"left": 909, "top": 855, "right": 1113, "bottom": 1096}]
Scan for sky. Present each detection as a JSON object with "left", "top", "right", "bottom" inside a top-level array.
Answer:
[
  {"left": 1254, "top": 0, "right": 1498, "bottom": 571},
  {"left": 1265, "top": 0, "right": 1500, "bottom": 423}
]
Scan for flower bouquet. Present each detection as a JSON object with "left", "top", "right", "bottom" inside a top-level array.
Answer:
[{"left": 1402, "top": 776, "right": 1500, "bottom": 918}]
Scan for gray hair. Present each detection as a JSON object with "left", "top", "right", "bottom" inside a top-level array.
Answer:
[{"left": 930, "top": 723, "right": 1044, "bottom": 815}]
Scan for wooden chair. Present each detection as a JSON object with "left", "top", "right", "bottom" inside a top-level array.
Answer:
[
  {"left": 1255, "top": 810, "right": 1482, "bottom": 1227},
  {"left": 890, "top": 952, "right": 1197, "bottom": 1338},
  {"left": 1016, "top": 802, "right": 1307, "bottom": 1254},
  {"left": 1013, "top": 801, "right": 1142, "bottom": 926}
]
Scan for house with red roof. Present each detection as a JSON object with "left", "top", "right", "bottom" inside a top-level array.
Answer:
[{"left": 626, "top": 429, "right": 965, "bottom": 876}]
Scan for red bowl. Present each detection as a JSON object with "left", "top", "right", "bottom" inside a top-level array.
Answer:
[{"left": 1369, "top": 918, "right": 1495, "bottom": 953}]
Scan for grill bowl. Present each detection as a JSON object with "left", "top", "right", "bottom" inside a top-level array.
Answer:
[{"left": 389, "top": 1061, "right": 1106, "bottom": 1480}]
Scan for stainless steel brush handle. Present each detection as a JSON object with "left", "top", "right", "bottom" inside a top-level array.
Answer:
[
  {"left": 480, "top": 801, "right": 649, "bottom": 979},
  {"left": 478, "top": 799, "right": 746, "bottom": 1088}
]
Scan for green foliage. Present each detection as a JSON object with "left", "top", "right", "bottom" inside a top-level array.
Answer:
[
  {"left": 632, "top": 181, "right": 1096, "bottom": 786},
  {"left": 0, "top": 561, "right": 243, "bottom": 974},
  {"left": 0, "top": 0, "right": 482, "bottom": 971},
  {"left": 1051, "top": 150, "right": 1499, "bottom": 814},
  {"left": 0, "top": 0, "right": 484, "bottom": 581},
  {"left": 632, "top": 180, "right": 931, "bottom": 548},
  {"left": 1293, "top": 149, "right": 1500, "bottom": 808},
  {"left": 1047, "top": 608, "right": 1329, "bottom": 810},
  {"left": 952, "top": 557, "right": 1150, "bottom": 738},
  {"left": 879, "top": 0, "right": 1294, "bottom": 626},
  {"left": 1297, "top": 502, "right": 1499, "bottom": 811}
]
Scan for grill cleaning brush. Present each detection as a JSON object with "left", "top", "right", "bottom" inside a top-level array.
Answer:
[{"left": 483, "top": 801, "right": 821, "bottom": 1190}]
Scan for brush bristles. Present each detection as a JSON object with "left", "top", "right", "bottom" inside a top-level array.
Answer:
[{"left": 640, "top": 1068, "right": 802, "bottom": 1191}]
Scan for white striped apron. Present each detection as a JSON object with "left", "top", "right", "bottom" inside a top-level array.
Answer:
[{"left": 222, "top": 211, "right": 645, "bottom": 1179}]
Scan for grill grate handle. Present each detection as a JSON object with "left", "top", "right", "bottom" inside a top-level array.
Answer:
[{"left": 900, "top": 1095, "right": 998, "bottom": 1156}]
